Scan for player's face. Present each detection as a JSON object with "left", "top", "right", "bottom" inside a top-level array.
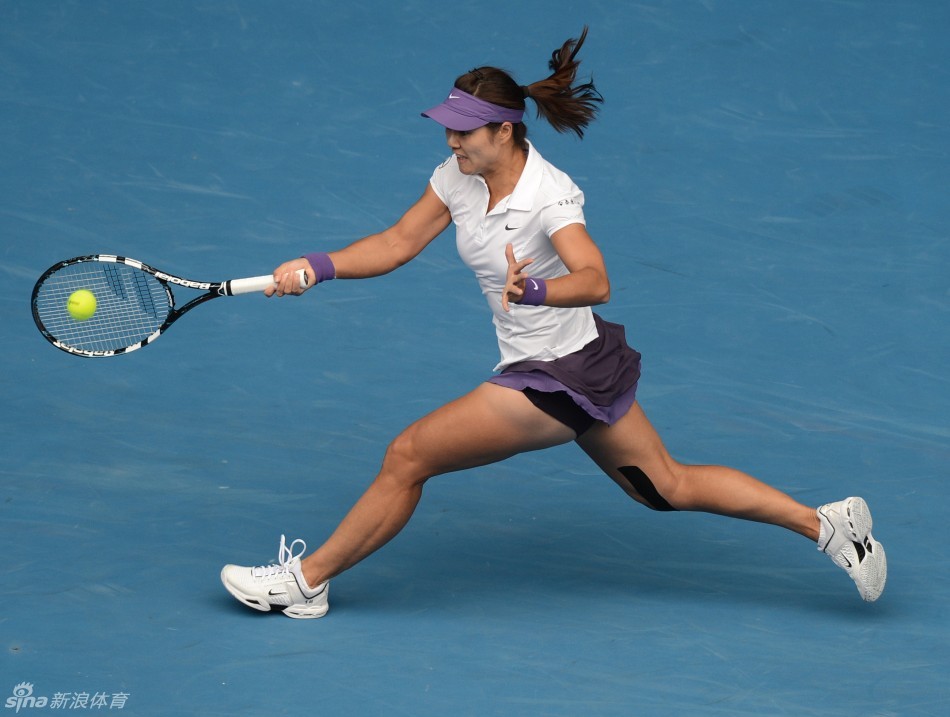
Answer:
[{"left": 445, "top": 126, "right": 502, "bottom": 176}]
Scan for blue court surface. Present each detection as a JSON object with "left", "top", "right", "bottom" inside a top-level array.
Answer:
[{"left": 2, "top": 1, "right": 948, "bottom": 715}]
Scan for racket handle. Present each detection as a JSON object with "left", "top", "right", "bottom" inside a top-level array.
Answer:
[{"left": 225, "top": 269, "right": 309, "bottom": 296}]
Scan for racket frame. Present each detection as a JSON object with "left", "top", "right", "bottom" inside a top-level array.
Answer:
[{"left": 32, "top": 254, "right": 287, "bottom": 358}]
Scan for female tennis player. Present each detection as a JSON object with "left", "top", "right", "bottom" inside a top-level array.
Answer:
[{"left": 221, "top": 28, "right": 886, "bottom": 618}]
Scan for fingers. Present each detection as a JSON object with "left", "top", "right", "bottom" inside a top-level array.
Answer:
[
  {"left": 505, "top": 242, "right": 516, "bottom": 266},
  {"left": 506, "top": 244, "right": 535, "bottom": 273},
  {"left": 502, "top": 243, "right": 533, "bottom": 313},
  {"left": 269, "top": 259, "right": 314, "bottom": 297}
]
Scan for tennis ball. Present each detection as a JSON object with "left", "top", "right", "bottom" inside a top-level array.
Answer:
[{"left": 67, "top": 289, "right": 97, "bottom": 321}]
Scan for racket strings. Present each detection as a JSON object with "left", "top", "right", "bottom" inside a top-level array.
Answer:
[
  {"left": 34, "top": 262, "right": 172, "bottom": 353},
  {"left": 103, "top": 263, "right": 129, "bottom": 301},
  {"left": 104, "top": 263, "right": 164, "bottom": 318}
]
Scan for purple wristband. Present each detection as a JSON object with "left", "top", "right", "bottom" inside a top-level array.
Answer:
[
  {"left": 518, "top": 277, "right": 547, "bottom": 306},
  {"left": 303, "top": 253, "right": 336, "bottom": 284}
]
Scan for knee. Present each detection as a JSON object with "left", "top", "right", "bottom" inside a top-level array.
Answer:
[
  {"left": 379, "top": 427, "right": 431, "bottom": 488},
  {"left": 617, "top": 463, "right": 687, "bottom": 511}
]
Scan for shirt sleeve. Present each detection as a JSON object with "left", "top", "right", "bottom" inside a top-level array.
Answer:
[
  {"left": 539, "top": 189, "right": 586, "bottom": 238},
  {"left": 428, "top": 156, "right": 454, "bottom": 207}
]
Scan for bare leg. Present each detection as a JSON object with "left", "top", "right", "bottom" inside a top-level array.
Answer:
[
  {"left": 300, "top": 383, "right": 577, "bottom": 587},
  {"left": 577, "top": 402, "right": 820, "bottom": 540}
]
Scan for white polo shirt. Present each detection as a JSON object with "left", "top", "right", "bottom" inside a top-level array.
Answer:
[{"left": 429, "top": 141, "right": 599, "bottom": 370}]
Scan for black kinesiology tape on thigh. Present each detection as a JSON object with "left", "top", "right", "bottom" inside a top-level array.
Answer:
[{"left": 618, "top": 466, "right": 677, "bottom": 511}]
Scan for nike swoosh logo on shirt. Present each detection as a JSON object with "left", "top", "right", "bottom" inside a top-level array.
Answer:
[
  {"left": 505, "top": 224, "right": 518, "bottom": 231},
  {"left": 449, "top": 94, "right": 461, "bottom": 99}
]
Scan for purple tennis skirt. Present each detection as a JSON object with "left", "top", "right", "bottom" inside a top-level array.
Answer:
[{"left": 488, "top": 313, "right": 642, "bottom": 426}]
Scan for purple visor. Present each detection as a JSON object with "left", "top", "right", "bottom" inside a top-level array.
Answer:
[{"left": 421, "top": 88, "right": 525, "bottom": 131}]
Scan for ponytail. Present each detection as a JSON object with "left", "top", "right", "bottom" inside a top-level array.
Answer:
[
  {"left": 453, "top": 27, "right": 602, "bottom": 145},
  {"left": 523, "top": 27, "right": 603, "bottom": 138}
]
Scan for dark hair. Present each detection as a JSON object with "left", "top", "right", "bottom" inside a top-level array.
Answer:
[{"left": 454, "top": 27, "right": 603, "bottom": 146}]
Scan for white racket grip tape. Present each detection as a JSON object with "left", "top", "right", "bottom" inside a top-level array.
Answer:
[{"left": 225, "top": 269, "right": 309, "bottom": 295}]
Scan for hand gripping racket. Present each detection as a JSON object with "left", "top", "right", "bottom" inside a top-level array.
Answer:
[{"left": 31, "top": 254, "right": 308, "bottom": 358}]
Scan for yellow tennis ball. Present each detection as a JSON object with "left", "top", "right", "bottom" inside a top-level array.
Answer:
[{"left": 67, "top": 289, "right": 97, "bottom": 321}]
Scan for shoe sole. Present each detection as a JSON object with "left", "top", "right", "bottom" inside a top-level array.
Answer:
[
  {"left": 837, "top": 497, "right": 887, "bottom": 602},
  {"left": 858, "top": 534, "right": 887, "bottom": 602},
  {"left": 843, "top": 497, "right": 872, "bottom": 542},
  {"left": 220, "top": 567, "right": 329, "bottom": 619},
  {"left": 283, "top": 603, "right": 329, "bottom": 619}
]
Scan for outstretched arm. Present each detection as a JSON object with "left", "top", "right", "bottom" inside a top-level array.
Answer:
[{"left": 269, "top": 184, "right": 451, "bottom": 296}]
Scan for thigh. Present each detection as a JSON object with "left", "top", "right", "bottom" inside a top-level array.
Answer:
[{"left": 393, "top": 382, "right": 578, "bottom": 478}]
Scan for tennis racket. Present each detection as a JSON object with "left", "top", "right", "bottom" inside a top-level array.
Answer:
[{"left": 32, "top": 254, "right": 308, "bottom": 358}]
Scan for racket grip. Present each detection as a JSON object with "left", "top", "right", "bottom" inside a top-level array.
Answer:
[{"left": 225, "top": 269, "right": 309, "bottom": 296}]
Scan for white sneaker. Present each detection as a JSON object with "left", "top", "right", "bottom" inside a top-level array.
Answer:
[
  {"left": 817, "top": 497, "right": 886, "bottom": 602},
  {"left": 221, "top": 535, "right": 329, "bottom": 619}
]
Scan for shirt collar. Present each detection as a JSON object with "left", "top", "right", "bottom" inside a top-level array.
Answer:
[{"left": 507, "top": 140, "right": 543, "bottom": 212}]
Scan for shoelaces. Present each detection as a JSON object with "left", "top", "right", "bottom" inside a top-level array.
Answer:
[{"left": 250, "top": 534, "right": 307, "bottom": 579}]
